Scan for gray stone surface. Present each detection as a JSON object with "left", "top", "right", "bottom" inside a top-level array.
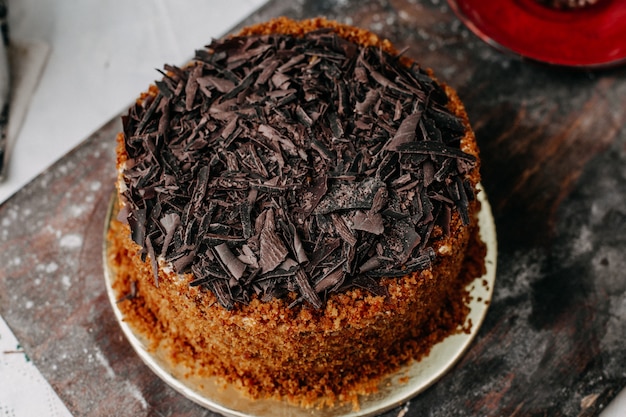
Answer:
[{"left": 1, "top": 0, "right": 625, "bottom": 415}]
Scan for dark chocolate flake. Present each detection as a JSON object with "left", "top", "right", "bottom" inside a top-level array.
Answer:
[
  {"left": 397, "top": 140, "right": 476, "bottom": 162},
  {"left": 358, "top": 257, "right": 381, "bottom": 273},
  {"left": 384, "top": 112, "right": 421, "bottom": 151},
  {"left": 314, "top": 178, "right": 386, "bottom": 215},
  {"left": 214, "top": 243, "right": 247, "bottom": 280},
  {"left": 314, "top": 263, "right": 346, "bottom": 293},
  {"left": 185, "top": 64, "right": 202, "bottom": 111},
  {"left": 351, "top": 210, "right": 384, "bottom": 235},
  {"left": 294, "top": 268, "right": 323, "bottom": 309},
  {"left": 331, "top": 213, "right": 357, "bottom": 247},
  {"left": 189, "top": 277, "right": 211, "bottom": 287},
  {"left": 258, "top": 209, "right": 289, "bottom": 273},
  {"left": 210, "top": 278, "right": 234, "bottom": 310},
  {"left": 134, "top": 94, "right": 162, "bottom": 136},
  {"left": 155, "top": 80, "right": 174, "bottom": 99},
  {"left": 159, "top": 213, "right": 180, "bottom": 257}
]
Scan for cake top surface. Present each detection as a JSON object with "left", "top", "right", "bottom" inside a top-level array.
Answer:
[{"left": 119, "top": 18, "right": 477, "bottom": 310}]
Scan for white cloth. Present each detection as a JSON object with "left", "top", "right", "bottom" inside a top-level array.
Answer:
[{"left": 0, "top": 316, "right": 72, "bottom": 416}]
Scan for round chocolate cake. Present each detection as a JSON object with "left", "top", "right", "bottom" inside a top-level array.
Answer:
[{"left": 108, "top": 17, "right": 486, "bottom": 407}]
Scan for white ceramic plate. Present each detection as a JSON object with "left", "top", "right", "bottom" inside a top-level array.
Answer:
[{"left": 103, "top": 184, "right": 497, "bottom": 417}]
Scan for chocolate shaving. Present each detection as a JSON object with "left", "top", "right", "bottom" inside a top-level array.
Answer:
[
  {"left": 294, "top": 268, "right": 323, "bottom": 309},
  {"left": 159, "top": 213, "right": 180, "bottom": 257},
  {"left": 330, "top": 213, "right": 358, "bottom": 247},
  {"left": 351, "top": 210, "right": 384, "bottom": 235},
  {"left": 295, "top": 176, "right": 327, "bottom": 219},
  {"left": 258, "top": 209, "right": 289, "bottom": 273},
  {"left": 314, "top": 178, "right": 386, "bottom": 215},
  {"left": 358, "top": 257, "right": 381, "bottom": 274},
  {"left": 214, "top": 243, "right": 246, "bottom": 280},
  {"left": 120, "top": 29, "right": 477, "bottom": 309},
  {"left": 210, "top": 278, "right": 234, "bottom": 310},
  {"left": 314, "top": 263, "right": 346, "bottom": 293},
  {"left": 384, "top": 112, "right": 421, "bottom": 151},
  {"left": 397, "top": 141, "right": 477, "bottom": 161}
]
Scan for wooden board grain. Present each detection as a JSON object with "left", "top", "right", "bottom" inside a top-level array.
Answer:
[{"left": 1, "top": 0, "right": 626, "bottom": 416}]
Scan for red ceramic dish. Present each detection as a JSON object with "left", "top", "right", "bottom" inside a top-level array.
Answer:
[{"left": 447, "top": 0, "right": 626, "bottom": 68}]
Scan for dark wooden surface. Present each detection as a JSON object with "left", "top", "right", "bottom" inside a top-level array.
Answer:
[{"left": 1, "top": 0, "right": 626, "bottom": 416}]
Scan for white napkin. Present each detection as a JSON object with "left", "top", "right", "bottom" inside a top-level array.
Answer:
[{"left": 0, "top": 316, "right": 72, "bottom": 416}]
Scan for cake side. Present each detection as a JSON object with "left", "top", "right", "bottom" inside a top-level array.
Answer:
[
  {"left": 109, "top": 16, "right": 486, "bottom": 408},
  {"left": 107, "top": 207, "right": 483, "bottom": 406}
]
